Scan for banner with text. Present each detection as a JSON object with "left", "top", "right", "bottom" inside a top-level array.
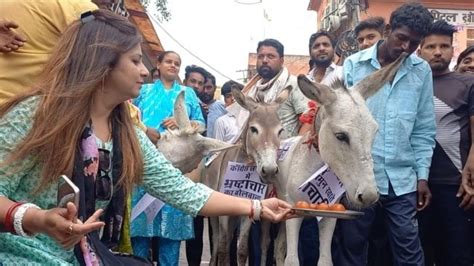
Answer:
[
  {"left": 220, "top": 162, "right": 268, "bottom": 200},
  {"left": 429, "top": 8, "right": 474, "bottom": 27},
  {"left": 297, "top": 164, "right": 345, "bottom": 205}
]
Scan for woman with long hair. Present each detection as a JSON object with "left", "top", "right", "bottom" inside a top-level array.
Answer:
[
  {"left": 131, "top": 50, "right": 205, "bottom": 264},
  {"left": 0, "top": 10, "right": 291, "bottom": 265}
]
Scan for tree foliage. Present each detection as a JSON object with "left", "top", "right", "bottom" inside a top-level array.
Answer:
[{"left": 140, "top": 0, "right": 171, "bottom": 21}]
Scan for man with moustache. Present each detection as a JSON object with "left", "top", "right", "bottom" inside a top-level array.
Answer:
[
  {"left": 417, "top": 20, "right": 474, "bottom": 266},
  {"left": 334, "top": 3, "right": 436, "bottom": 265},
  {"left": 199, "top": 72, "right": 227, "bottom": 138},
  {"left": 307, "top": 30, "right": 343, "bottom": 83},
  {"left": 230, "top": 38, "right": 310, "bottom": 266},
  {"left": 233, "top": 38, "right": 310, "bottom": 138},
  {"left": 296, "top": 30, "right": 342, "bottom": 266},
  {"left": 183, "top": 64, "right": 208, "bottom": 98}
]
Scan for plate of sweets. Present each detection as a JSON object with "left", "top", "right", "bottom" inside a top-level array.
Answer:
[{"left": 291, "top": 201, "right": 364, "bottom": 220}]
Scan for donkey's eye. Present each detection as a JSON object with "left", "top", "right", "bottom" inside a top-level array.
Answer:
[
  {"left": 278, "top": 128, "right": 284, "bottom": 137},
  {"left": 335, "top": 132, "right": 350, "bottom": 144},
  {"left": 250, "top": 126, "right": 259, "bottom": 134}
]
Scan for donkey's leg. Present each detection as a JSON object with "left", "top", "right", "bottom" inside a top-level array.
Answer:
[
  {"left": 209, "top": 216, "right": 219, "bottom": 266},
  {"left": 317, "top": 218, "right": 337, "bottom": 266},
  {"left": 259, "top": 220, "right": 271, "bottom": 266},
  {"left": 237, "top": 217, "right": 252, "bottom": 266},
  {"left": 217, "top": 216, "right": 231, "bottom": 266},
  {"left": 284, "top": 217, "right": 303, "bottom": 266},
  {"left": 274, "top": 221, "right": 286, "bottom": 266},
  {"left": 226, "top": 216, "right": 238, "bottom": 266}
]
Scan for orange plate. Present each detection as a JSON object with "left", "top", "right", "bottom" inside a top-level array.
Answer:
[{"left": 291, "top": 208, "right": 364, "bottom": 220}]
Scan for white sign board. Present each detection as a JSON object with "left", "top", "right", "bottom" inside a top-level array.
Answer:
[
  {"left": 131, "top": 193, "right": 165, "bottom": 224},
  {"left": 220, "top": 161, "right": 268, "bottom": 200},
  {"left": 297, "top": 164, "right": 345, "bottom": 205},
  {"left": 429, "top": 8, "right": 474, "bottom": 27},
  {"left": 277, "top": 136, "right": 301, "bottom": 161}
]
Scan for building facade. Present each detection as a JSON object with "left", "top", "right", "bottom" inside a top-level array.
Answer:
[
  {"left": 308, "top": 0, "right": 473, "bottom": 62},
  {"left": 94, "top": 0, "right": 165, "bottom": 81}
]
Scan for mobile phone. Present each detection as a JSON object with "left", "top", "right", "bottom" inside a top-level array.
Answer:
[{"left": 57, "top": 175, "right": 80, "bottom": 208}]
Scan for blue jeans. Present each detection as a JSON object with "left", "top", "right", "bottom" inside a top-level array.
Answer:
[
  {"left": 299, "top": 218, "right": 319, "bottom": 265},
  {"left": 418, "top": 184, "right": 473, "bottom": 266},
  {"left": 332, "top": 184, "right": 424, "bottom": 266}
]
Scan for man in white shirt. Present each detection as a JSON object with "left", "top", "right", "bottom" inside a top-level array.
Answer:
[
  {"left": 299, "top": 30, "right": 343, "bottom": 265},
  {"left": 307, "top": 30, "right": 343, "bottom": 84},
  {"left": 214, "top": 81, "right": 244, "bottom": 143}
]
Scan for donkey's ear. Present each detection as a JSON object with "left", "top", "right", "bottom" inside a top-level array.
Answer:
[
  {"left": 354, "top": 52, "right": 407, "bottom": 100},
  {"left": 297, "top": 75, "right": 336, "bottom": 106},
  {"left": 274, "top": 86, "right": 292, "bottom": 105},
  {"left": 232, "top": 87, "right": 258, "bottom": 111},
  {"left": 174, "top": 90, "right": 191, "bottom": 129}
]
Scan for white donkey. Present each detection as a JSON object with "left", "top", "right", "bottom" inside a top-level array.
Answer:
[
  {"left": 271, "top": 53, "right": 408, "bottom": 266},
  {"left": 156, "top": 90, "right": 236, "bottom": 174},
  {"left": 203, "top": 87, "right": 291, "bottom": 266}
]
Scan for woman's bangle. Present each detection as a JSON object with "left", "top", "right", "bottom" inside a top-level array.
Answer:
[
  {"left": 249, "top": 199, "right": 262, "bottom": 222},
  {"left": 4, "top": 202, "right": 23, "bottom": 234},
  {"left": 13, "top": 203, "right": 41, "bottom": 237}
]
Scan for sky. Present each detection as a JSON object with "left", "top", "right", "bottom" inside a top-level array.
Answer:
[{"left": 146, "top": 0, "right": 317, "bottom": 86}]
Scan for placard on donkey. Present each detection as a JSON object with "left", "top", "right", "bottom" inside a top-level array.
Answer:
[
  {"left": 202, "top": 87, "right": 291, "bottom": 266},
  {"left": 270, "top": 52, "right": 408, "bottom": 266}
]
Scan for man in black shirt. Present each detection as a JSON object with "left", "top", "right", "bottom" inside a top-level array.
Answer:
[{"left": 417, "top": 20, "right": 474, "bottom": 266}]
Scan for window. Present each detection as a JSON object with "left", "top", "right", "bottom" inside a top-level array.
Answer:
[{"left": 467, "top": 29, "right": 474, "bottom": 47}]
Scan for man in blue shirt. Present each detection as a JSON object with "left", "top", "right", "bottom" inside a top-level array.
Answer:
[{"left": 333, "top": 3, "right": 436, "bottom": 265}]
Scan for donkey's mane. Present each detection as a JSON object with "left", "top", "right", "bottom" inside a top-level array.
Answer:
[
  {"left": 329, "top": 78, "right": 359, "bottom": 104},
  {"left": 329, "top": 78, "right": 347, "bottom": 91}
]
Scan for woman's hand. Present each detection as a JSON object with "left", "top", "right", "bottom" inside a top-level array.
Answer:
[
  {"left": 24, "top": 202, "right": 104, "bottom": 249},
  {"left": 0, "top": 20, "right": 26, "bottom": 53},
  {"left": 260, "top": 197, "right": 295, "bottom": 222},
  {"left": 162, "top": 117, "right": 178, "bottom": 130}
]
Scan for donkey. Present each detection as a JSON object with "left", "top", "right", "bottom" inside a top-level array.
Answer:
[
  {"left": 271, "top": 52, "right": 408, "bottom": 266},
  {"left": 156, "top": 90, "right": 235, "bottom": 174},
  {"left": 202, "top": 86, "right": 291, "bottom": 266}
]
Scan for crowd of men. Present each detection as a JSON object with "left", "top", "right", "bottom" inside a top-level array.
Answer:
[{"left": 1, "top": 1, "right": 474, "bottom": 266}]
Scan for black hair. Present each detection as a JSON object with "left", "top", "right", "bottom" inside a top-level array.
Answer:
[
  {"left": 221, "top": 80, "right": 244, "bottom": 95},
  {"left": 389, "top": 2, "right": 433, "bottom": 37},
  {"left": 420, "top": 20, "right": 457, "bottom": 47},
  {"left": 184, "top": 65, "right": 208, "bottom": 83},
  {"left": 157, "top": 50, "right": 179, "bottom": 63},
  {"left": 206, "top": 72, "right": 216, "bottom": 87},
  {"left": 150, "top": 67, "right": 158, "bottom": 76},
  {"left": 308, "top": 30, "right": 337, "bottom": 51},
  {"left": 257, "top": 39, "right": 284, "bottom": 57},
  {"left": 456, "top": 45, "right": 474, "bottom": 67},
  {"left": 155, "top": 51, "right": 179, "bottom": 79},
  {"left": 354, "top": 17, "right": 385, "bottom": 37}
]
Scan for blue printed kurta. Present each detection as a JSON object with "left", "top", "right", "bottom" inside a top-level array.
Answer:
[{"left": 131, "top": 80, "right": 205, "bottom": 240}]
